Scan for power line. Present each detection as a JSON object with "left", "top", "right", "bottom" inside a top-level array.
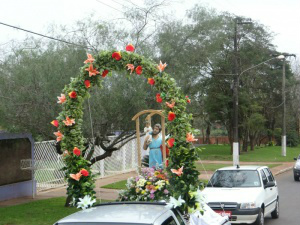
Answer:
[
  {"left": 0, "top": 21, "right": 93, "bottom": 50},
  {"left": 110, "top": 0, "right": 132, "bottom": 9},
  {"left": 95, "top": 0, "right": 126, "bottom": 14}
]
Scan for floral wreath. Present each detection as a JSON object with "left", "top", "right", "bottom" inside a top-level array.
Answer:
[{"left": 51, "top": 44, "right": 200, "bottom": 213}]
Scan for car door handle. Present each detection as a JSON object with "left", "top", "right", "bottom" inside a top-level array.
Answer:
[{"left": 270, "top": 188, "right": 273, "bottom": 190}]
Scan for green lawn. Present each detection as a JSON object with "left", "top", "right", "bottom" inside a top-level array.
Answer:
[
  {"left": 0, "top": 197, "right": 112, "bottom": 225},
  {"left": 102, "top": 180, "right": 128, "bottom": 189},
  {"left": 198, "top": 145, "right": 300, "bottom": 162}
]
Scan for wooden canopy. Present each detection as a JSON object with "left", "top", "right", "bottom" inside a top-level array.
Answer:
[{"left": 132, "top": 110, "right": 166, "bottom": 169}]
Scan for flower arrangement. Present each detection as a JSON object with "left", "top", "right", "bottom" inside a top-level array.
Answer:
[
  {"left": 118, "top": 167, "right": 170, "bottom": 201},
  {"left": 52, "top": 43, "right": 201, "bottom": 212}
]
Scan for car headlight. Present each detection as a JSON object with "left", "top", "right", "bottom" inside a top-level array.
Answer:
[
  {"left": 240, "top": 202, "right": 256, "bottom": 209},
  {"left": 295, "top": 163, "right": 300, "bottom": 169}
]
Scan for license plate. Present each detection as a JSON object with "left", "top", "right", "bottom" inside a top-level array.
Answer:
[{"left": 214, "top": 210, "right": 232, "bottom": 217}]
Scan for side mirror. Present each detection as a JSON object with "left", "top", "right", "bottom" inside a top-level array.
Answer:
[
  {"left": 294, "top": 158, "right": 297, "bottom": 160},
  {"left": 264, "top": 181, "right": 275, "bottom": 188}
]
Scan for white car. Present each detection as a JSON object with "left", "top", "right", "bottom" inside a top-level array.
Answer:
[
  {"left": 203, "top": 166, "right": 279, "bottom": 225},
  {"left": 54, "top": 202, "right": 188, "bottom": 225}
]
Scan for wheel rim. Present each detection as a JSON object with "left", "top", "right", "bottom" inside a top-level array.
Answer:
[{"left": 260, "top": 211, "right": 264, "bottom": 225}]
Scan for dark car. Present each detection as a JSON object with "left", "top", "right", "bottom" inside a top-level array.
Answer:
[{"left": 293, "top": 155, "right": 300, "bottom": 181}]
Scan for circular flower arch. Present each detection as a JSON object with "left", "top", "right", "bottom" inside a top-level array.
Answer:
[{"left": 52, "top": 44, "right": 200, "bottom": 212}]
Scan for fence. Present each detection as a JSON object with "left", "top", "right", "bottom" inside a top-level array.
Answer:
[{"left": 34, "top": 136, "right": 144, "bottom": 192}]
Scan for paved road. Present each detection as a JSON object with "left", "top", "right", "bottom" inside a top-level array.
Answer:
[{"left": 264, "top": 170, "right": 300, "bottom": 225}]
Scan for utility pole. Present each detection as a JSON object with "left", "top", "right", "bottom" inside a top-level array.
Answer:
[
  {"left": 232, "top": 17, "right": 252, "bottom": 166},
  {"left": 280, "top": 53, "right": 296, "bottom": 156},
  {"left": 282, "top": 58, "right": 286, "bottom": 156}
]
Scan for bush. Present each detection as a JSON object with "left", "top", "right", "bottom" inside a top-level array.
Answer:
[{"left": 287, "top": 130, "right": 299, "bottom": 147}]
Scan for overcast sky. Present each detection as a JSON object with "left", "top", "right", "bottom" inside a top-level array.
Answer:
[{"left": 0, "top": 0, "right": 299, "bottom": 61}]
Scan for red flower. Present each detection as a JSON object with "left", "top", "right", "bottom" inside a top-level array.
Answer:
[
  {"left": 84, "top": 53, "right": 95, "bottom": 64},
  {"left": 148, "top": 78, "right": 155, "bottom": 85},
  {"left": 69, "top": 91, "right": 77, "bottom": 99},
  {"left": 51, "top": 120, "right": 59, "bottom": 128},
  {"left": 112, "top": 51, "right": 122, "bottom": 61},
  {"left": 73, "top": 147, "right": 81, "bottom": 156},
  {"left": 102, "top": 70, "right": 109, "bottom": 77},
  {"left": 84, "top": 80, "right": 91, "bottom": 88},
  {"left": 168, "top": 112, "right": 176, "bottom": 121},
  {"left": 125, "top": 44, "right": 135, "bottom": 52},
  {"left": 85, "top": 63, "right": 100, "bottom": 77},
  {"left": 80, "top": 169, "right": 89, "bottom": 177},
  {"left": 167, "top": 138, "right": 175, "bottom": 148},
  {"left": 135, "top": 65, "right": 143, "bottom": 75},
  {"left": 156, "top": 93, "right": 163, "bottom": 103},
  {"left": 186, "top": 96, "right": 191, "bottom": 103}
]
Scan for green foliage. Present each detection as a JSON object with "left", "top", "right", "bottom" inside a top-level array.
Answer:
[{"left": 287, "top": 130, "right": 299, "bottom": 147}]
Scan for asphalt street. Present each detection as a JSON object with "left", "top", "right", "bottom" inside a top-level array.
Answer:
[{"left": 264, "top": 170, "right": 300, "bottom": 225}]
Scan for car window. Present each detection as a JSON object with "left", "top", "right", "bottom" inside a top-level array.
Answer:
[
  {"left": 263, "top": 168, "right": 274, "bottom": 182},
  {"left": 207, "top": 170, "right": 261, "bottom": 188},
  {"left": 260, "top": 170, "right": 268, "bottom": 185},
  {"left": 172, "top": 209, "right": 186, "bottom": 225},
  {"left": 162, "top": 216, "right": 178, "bottom": 225}
]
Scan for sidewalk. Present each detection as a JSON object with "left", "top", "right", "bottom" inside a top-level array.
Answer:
[{"left": 0, "top": 161, "right": 294, "bottom": 207}]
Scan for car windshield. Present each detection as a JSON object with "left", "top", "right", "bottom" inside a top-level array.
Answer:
[{"left": 207, "top": 170, "right": 261, "bottom": 188}]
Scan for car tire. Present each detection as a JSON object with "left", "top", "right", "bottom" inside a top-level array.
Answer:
[
  {"left": 271, "top": 199, "right": 279, "bottom": 219},
  {"left": 253, "top": 208, "right": 264, "bottom": 225},
  {"left": 294, "top": 175, "right": 299, "bottom": 181}
]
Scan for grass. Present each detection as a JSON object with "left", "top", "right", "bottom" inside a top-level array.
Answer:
[
  {"left": 198, "top": 144, "right": 300, "bottom": 162},
  {"left": 0, "top": 197, "right": 113, "bottom": 225},
  {"left": 102, "top": 179, "right": 128, "bottom": 189}
]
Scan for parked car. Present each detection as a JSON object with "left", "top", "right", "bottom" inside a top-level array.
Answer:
[
  {"left": 54, "top": 202, "right": 188, "bottom": 225},
  {"left": 203, "top": 166, "right": 279, "bottom": 225},
  {"left": 293, "top": 154, "right": 300, "bottom": 181}
]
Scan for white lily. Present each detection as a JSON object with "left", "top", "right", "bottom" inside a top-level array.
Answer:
[
  {"left": 77, "top": 195, "right": 96, "bottom": 210},
  {"left": 167, "top": 196, "right": 185, "bottom": 208},
  {"left": 194, "top": 189, "right": 206, "bottom": 203}
]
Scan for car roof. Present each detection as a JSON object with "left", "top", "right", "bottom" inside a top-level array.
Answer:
[
  {"left": 217, "top": 165, "right": 266, "bottom": 171},
  {"left": 56, "top": 202, "right": 172, "bottom": 224}
]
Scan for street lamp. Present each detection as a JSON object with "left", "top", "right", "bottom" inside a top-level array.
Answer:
[{"left": 232, "top": 55, "right": 284, "bottom": 166}]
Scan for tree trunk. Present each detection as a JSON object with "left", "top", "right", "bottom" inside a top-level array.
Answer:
[
  {"left": 201, "top": 128, "right": 205, "bottom": 144},
  {"left": 242, "top": 129, "right": 248, "bottom": 152},
  {"left": 227, "top": 126, "right": 233, "bottom": 155},
  {"left": 65, "top": 195, "right": 72, "bottom": 207},
  {"left": 249, "top": 134, "right": 255, "bottom": 151},
  {"left": 205, "top": 124, "right": 211, "bottom": 144}
]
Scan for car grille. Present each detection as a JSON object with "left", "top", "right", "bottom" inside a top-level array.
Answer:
[{"left": 207, "top": 202, "right": 238, "bottom": 210}]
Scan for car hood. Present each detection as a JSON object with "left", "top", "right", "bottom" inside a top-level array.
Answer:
[{"left": 203, "top": 187, "right": 261, "bottom": 203}]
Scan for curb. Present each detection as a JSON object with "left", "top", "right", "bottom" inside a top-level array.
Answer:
[{"left": 273, "top": 166, "right": 294, "bottom": 176}]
